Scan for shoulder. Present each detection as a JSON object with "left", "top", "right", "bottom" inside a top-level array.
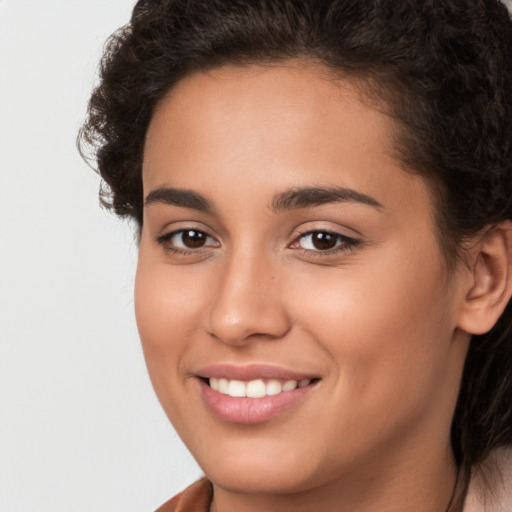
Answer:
[
  {"left": 464, "top": 446, "right": 512, "bottom": 512},
  {"left": 155, "top": 478, "right": 213, "bottom": 512}
]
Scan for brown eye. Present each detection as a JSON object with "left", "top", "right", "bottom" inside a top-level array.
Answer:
[
  {"left": 299, "top": 231, "right": 338, "bottom": 250},
  {"left": 157, "top": 229, "right": 219, "bottom": 251},
  {"left": 180, "top": 230, "right": 208, "bottom": 248},
  {"left": 294, "top": 230, "right": 358, "bottom": 253},
  {"left": 310, "top": 232, "right": 337, "bottom": 250}
]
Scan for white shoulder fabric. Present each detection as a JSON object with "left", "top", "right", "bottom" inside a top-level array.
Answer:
[
  {"left": 501, "top": 0, "right": 512, "bottom": 13},
  {"left": 464, "top": 447, "right": 512, "bottom": 512}
]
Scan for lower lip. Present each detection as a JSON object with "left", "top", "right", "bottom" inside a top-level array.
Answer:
[{"left": 198, "top": 379, "right": 317, "bottom": 424}]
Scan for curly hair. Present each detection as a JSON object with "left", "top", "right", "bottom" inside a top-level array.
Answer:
[{"left": 79, "top": 0, "right": 512, "bottom": 494}]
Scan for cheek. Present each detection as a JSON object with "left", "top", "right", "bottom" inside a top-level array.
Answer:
[
  {"left": 135, "top": 256, "right": 207, "bottom": 347},
  {"left": 133, "top": 252, "right": 209, "bottom": 402},
  {"left": 290, "top": 248, "right": 455, "bottom": 407},
  {"left": 133, "top": 254, "right": 218, "bottom": 436}
]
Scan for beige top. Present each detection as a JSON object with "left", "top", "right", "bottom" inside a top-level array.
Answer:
[
  {"left": 156, "top": 447, "right": 512, "bottom": 512},
  {"left": 156, "top": 478, "right": 212, "bottom": 512},
  {"left": 464, "top": 447, "right": 512, "bottom": 512}
]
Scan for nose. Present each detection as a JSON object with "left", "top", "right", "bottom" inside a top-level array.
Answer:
[{"left": 206, "top": 252, "right": 291, "bottom": 346}]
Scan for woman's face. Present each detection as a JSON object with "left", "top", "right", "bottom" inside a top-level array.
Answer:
[{"left": 136, "top": 63, "right": 470, "bottom": 495}]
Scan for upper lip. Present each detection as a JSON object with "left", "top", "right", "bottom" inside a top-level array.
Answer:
[{"left": 196, "top": 363, "right": 320, "bottom": 381}]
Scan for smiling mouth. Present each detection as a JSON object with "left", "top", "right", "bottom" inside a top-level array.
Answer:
[
  {"left": 198, "top": 374, "right": 320, "bottom": 423},
  {"left": 207, "top": 377, "right": 314, "bottom": 398}
]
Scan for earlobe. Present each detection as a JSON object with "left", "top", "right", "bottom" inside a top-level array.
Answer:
[{"left": 457, "top": 221, "right": 512, "bottom": 335}]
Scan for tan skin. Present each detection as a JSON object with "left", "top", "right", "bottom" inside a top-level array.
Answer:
[{"left": 136, "top": 61, "right": 512, "bottom": 512}]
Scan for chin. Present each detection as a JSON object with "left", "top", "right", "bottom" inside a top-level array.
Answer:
[
  {"left": 188, "top": 434, "right": 327, "bottom": 494},
  {"left": 206, "top": 462, "right": 319, "bottom": 495}
]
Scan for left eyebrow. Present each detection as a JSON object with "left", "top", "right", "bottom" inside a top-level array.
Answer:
[{"left": 271, "top": 187, "right": 383, "bottom": 212}]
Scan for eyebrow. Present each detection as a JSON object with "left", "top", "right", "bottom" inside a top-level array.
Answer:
[
  {"left": 271, "top": 186, "right": 383, "bottom": 212},
  {"left": 145, "top": 187, "right": 214, "bottom": 213},
  {"left": 144, "top": 185, "right": 383, "bottom": 214}
]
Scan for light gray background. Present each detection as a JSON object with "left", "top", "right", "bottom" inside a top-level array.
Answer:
[
  {"left": 2, "top": 1, "right": 512, "bottom": 512},
  {"left": 0, "top": 1, "right": 200, "bottom": 511}
]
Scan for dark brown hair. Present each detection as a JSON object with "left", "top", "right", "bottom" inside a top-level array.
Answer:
[{"left": 79, "top": 0, "right": 512, "bottom": 493}]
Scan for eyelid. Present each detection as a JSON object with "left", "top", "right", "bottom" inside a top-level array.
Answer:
[
  {"left": 288, "top": 218, "right": 362, "bottom": 238},
  {"left": 153, "top": 222, "right": 360, "bottom": 257},
  {"left": 155, "top": 226, "right": 220, "bottom": 254},
  {"left": 288, "top": 227, "right": 361, "bottom": 255},
  {"left": 154, "top": 218, "right": 217, "bottom": 241}
]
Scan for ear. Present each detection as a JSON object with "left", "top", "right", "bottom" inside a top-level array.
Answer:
[{"left": 457, "top": 221, "right": 512, "bottom": 335}]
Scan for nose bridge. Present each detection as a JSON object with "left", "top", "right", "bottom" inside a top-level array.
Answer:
[{"left": 206, "top": 245, "right": 289, "bottom": 345}]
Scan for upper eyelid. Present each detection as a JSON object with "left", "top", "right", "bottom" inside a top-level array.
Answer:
[
  {"left": 288, "top": 218, "right": 363, "bottom": 237},
  {"left": 297, "top": 228, "right": 348, "bottom": 237},
  {"left": 292, "top": 231, "right": 359, "bottom": 245},
  {"left": 156, "top": 222, "right": 217, "bottom": 240},
  {"left": 157, "top": 227, "right": 217, "bottom": 241},
  {"left": 289, "top": 228, "right": 361, "bottom": 252},
  {"left": 291, "top": 226, "right": 360, "bottom": 242},
  {"left": 154, "top": 225, "right": 360, "bottom": 249},
  {"left": 155, "top": 229, "right": 220, "bottom": 256}
]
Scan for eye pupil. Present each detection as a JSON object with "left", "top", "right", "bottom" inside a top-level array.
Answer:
[
  {"left": 182, "top": 230, "right": 206, "bottom": 248},
  {"left": 312, "top": 232, "right": 337, "bottom": 250}
]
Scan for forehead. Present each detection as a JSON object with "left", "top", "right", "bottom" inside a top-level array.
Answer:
[
  {"left": 143, "top": 61, "right": 433, "bottom": 226},
  {"left": 146, "top": 63, "right": 398, "bottom": 179}
]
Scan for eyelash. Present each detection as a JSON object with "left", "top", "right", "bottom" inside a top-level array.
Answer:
[
  {"left": 290, "top": 230, "right": 360, "bottom": 256},
  {"left": 155, "top": 228, "right": 360, "bottom": 257},
  {"left": 156, "top": 229, "right": 219, "bottom": 255}
]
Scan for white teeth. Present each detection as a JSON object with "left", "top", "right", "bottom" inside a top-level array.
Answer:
[
  {"left": 246, "top": 379, "right": 266, "bottom": 398},
  {"left": 208, "top": 377, "right": 311, "bottom": 397},
  {"left": 228, "top": 380, "right": 246, "bottom": 397},
  {"left": 283, "top": 380, "right": 298, "bottom": 392},
  {"left": 266, "top": 379, "right": 283, "bottom": 395},
  {"left": 218, "top": 378, "right": 229, "bottom": 394}
]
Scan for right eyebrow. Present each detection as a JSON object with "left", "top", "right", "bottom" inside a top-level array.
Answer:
[{"left": 144, "top": 187, "right": 214, "bottom": 213}]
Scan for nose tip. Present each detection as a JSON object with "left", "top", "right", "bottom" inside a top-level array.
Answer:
[{"left": 206, "top": 265, "right": 290, "bottom": 346}]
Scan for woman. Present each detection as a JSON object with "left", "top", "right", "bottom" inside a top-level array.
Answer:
[{"left": 80, "top": 1, "right": 512, "bottom": 510}]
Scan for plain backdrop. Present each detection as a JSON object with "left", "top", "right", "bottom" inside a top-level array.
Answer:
[
  {"left": 0, "top": 1, "right": 201, "bottom": 511},
  {"left": 3, "top": 1, "right": 512, "bottom": 512}
]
